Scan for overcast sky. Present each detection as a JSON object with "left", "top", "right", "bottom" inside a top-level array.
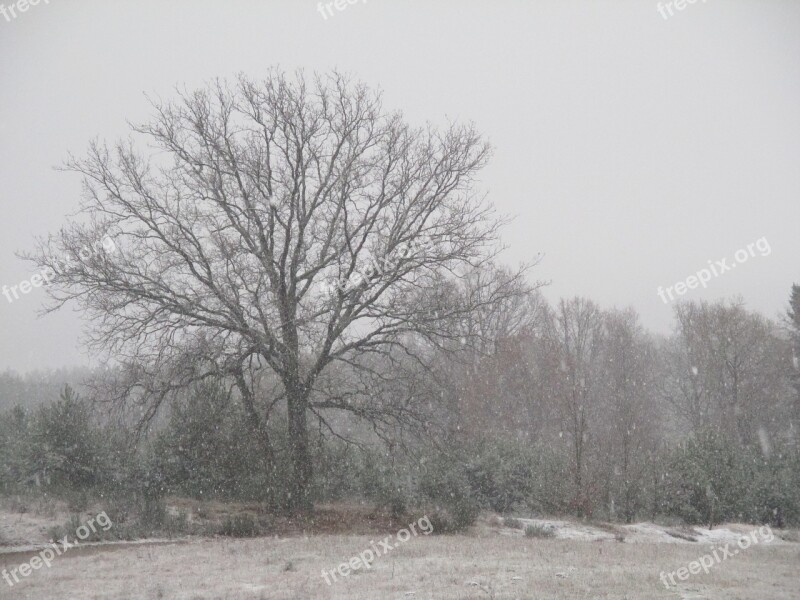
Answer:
[{"left": 0, "top": 0, "right": 798, "bottom": 373}]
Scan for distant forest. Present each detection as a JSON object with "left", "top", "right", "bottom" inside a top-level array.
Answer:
[{"left": 1, "top": 288, "right": 799, "bottom": 533}]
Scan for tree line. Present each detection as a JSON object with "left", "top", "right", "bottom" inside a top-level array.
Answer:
[
  {"left": 1, "top": 287, "right": 798, "bottom": 529},
  {"left": 13, "top": 70, "right": 799, "bottom": 525}
]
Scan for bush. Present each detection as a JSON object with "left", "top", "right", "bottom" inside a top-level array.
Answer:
[
  {"left": 28, "top": 386, "right": 110, "bottom": 490},
  {"left": 355, "top": 446, "right": 414, "bottom": 517},
  {"left": 218, "top": 514, "right": 262, "bottom": 538},
  {"left": 745, "top": 450, "right": 800, "bottom": 527},
  {"left": 503, "top": 517, "right": 524, "bottom": 529},
  {"left": 0, "top": 407, "right": 30, "bottom": 493},
  {"left": 419, "top": 449, "right": 480, "bottom": 532},
  {"left": 425, "top": 507, "right": 469, "bottom": 534},
  {"left": 152, "top": 380, "right": 298, "bottom": 509},
  {"left": 524, "top": 523, "right": 555, "bottom": 538},
  {"left": 464, "top": 439, "right": 535, "bottom": 513},
  {"left": 47, "top": 514, "right": 115, "bottom": 544},
  {"left": 658, "top": 429, "right": 799, "bottom": 526}
]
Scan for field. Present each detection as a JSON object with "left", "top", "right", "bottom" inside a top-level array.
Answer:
[{"left": 1, "top": 502, "right": 798, "bottom": 599}]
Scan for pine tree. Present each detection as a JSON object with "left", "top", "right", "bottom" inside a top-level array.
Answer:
[{"left": 788, "top": 284, "right": 800, "bottom": 432}]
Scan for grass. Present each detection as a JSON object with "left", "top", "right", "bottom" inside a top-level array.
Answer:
[
  {"left": 588, "top": 521, "right": 627, "bottom": 542},
  {"left": 665, "top": 527, "right": 698, "bottom": 542},
  {"left": 218, "top": 514, "right": 264, "bottom": 538},
  {"left": 524, "top": 523, "right": 556, "bottom": 538},
  {"left": 2, "top": 497, "right": 798, "bottom": 599},
  {"left": 776, "top": 529, "right": 800, "bottom": 543},
  {"left": 0, "top": 493, "right": 66, "bottom": 519},
  {"left": 2, "top": 531, "right": 796, "bottom": 599}
]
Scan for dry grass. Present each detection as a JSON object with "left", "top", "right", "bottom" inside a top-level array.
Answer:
[
  {"left": 168, "top": 498, "right": 422, "bottom": 536},
  {"left": 0, "top": 494, "right": 67, "bottom": 520},
  {"left": 2, "top": 529, "right": 798, "bottom": 599},
  {"left": 1, "top": 502, "right": 798, "bottom": 598},
  {"left": 665, "top": 527, "right": 699, "bottom": 543},
  {"left": 775, "top": 529, "right": 800, "bottom": 543}
]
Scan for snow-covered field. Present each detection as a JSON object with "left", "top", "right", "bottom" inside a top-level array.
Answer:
[
  {"left": 1, "top": 507, "right": 798, "bottom": 599},
  {"left": 498, "top": 517, "right": 795, "bottom": 546}
]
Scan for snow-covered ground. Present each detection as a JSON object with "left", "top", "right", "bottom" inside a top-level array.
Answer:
[
  {"left": 1, "top": 529, "right": 797, "bottom": 599},
  {"left": 500, "top": 517, "right": 792, "bottom": 546},
  {"left": 2, "top": 504, "right": 797, "bottom": 599}
]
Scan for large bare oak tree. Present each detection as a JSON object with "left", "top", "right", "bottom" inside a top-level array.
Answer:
[{"left": 30, "top": 71, "right": 528, "bottom": 510}]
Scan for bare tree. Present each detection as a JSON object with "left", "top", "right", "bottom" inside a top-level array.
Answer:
[
  {"left": 599, "top": 308, "right": 660, "bottom": 522},
  {"left": 785, "top": 284, "right": 800, "bottom": 439},
  {"left": 453, "top": 272, "right": 547, "bottom": 439},
  {"left": 542, "top": 297, "right": 605, "bottom": 516},
  {"left": 28, "top": 71, "right": 529, "bottom": 510},
  {"left": 664, "top": 300, "right": 792, "bottom": 445}
]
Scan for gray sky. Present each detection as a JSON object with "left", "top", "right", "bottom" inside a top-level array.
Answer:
[{"left": 1, "top": 0, "right": 798, "bottom": 373}]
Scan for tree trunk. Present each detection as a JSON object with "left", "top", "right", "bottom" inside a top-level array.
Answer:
[{"left": 287, "top": 385, "right": 313, "bottom": 513}]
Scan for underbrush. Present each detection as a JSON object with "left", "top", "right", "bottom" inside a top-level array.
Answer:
[
  {"left": 524, "top": 523, "right": 556, "bottom": 538},
  {"left": 46, "top": 497, "right": 194, "bottom": 542},
  {"left": 503, "top": 517, "right": 524, "bottom": 529},
  {"left": 0, "top": 493, "right": 67, "bottom": 519},
  {"left": 217, "top": 514, "right": 270, "bottom": 537},
  {"left": 665, "top": 526, "right": 699, "bottom": 542},
  {"left": 776, "top": 529, "right": 800, "bottom": 543}
]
